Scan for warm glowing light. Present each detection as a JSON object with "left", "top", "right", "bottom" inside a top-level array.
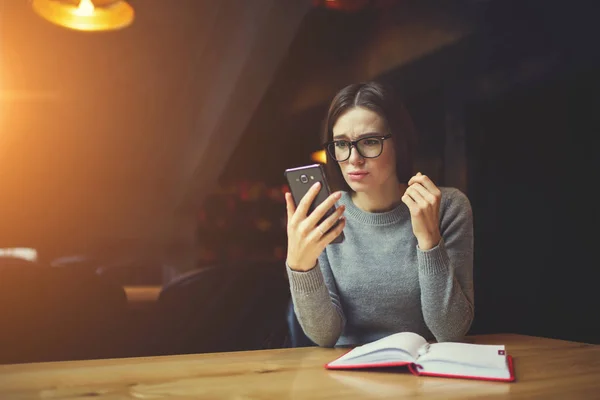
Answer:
[
  {"left": 74, "top": 0, "right": 95, "bottom": 16},
  {"left": 31, "top": 0, "right": 134, "bottom": 32},
  {"left": 0, "top": 248, "right": 38, "bottom": 262},
  {"left": 311, "top": 150, "right": 327, "bottom": 164}
]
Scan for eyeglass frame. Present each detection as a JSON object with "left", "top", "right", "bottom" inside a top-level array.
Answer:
[{"left": 324, "top": 133, "right": 393, "bottom": 162}]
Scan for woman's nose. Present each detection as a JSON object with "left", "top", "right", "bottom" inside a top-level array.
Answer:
[{"left": 348, "top": 145, "right": 364, "bottom": 165}]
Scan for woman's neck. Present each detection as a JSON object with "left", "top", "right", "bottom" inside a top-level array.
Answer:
[{"left": 351, "top": 182, "right": 407, "bottom": 213}]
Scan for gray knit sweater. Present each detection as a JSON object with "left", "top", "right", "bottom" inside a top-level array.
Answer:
[{"left": 286, "top": 187, "right": 474, "bottom": 347}]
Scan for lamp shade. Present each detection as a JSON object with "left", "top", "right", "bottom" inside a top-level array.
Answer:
[{"left": 31, "top": 0, "right": 134, "bottom": 32}]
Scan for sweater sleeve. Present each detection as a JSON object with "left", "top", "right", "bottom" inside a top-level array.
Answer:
[
  {"left": 416, "top": 188, "right": 475, "bottom": 342},
  {"left": 286, "top": 251, "right": 346, "bottom": 347}
]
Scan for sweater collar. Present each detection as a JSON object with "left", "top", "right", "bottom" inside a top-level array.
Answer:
[{"left": 338, "top": 191, "right": 410, "bottom": 225}]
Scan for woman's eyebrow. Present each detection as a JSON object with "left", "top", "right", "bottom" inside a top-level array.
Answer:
[{"left": 333, "top": 132, "right": 382, "bottom": 140}]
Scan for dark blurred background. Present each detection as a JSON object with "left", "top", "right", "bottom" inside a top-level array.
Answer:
[
  {"left": 222, "top": 0, "right": 599, "bottom": 344},
  {"left": 0, "top": 0, "right": 598, "bottom": 364}
]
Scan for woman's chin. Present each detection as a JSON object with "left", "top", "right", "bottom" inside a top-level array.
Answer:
[{"left": 346, "top": 181, "right": 369, "bottom": 193}]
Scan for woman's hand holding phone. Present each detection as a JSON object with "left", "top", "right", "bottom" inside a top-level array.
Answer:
[{"left": 285, "top": 182, "right": 346, "bottom": 272}]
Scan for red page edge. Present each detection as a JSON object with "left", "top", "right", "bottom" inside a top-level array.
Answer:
[
  {"left": 412, "top": 355, "right": 516, "bottom": 382},
  {"left": 325, "top": 352, "right": 516, "bottom": 383}
]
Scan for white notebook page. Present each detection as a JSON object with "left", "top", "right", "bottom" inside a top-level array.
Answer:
[
  {"left": 330, "top": 332, "right": 427, "bottom": 365},
  {"left": 418, "top": 360, "right": 512, "bottom": 380},
  {"left": 419, "top": 342, "right": 508, "bottom": 369}
]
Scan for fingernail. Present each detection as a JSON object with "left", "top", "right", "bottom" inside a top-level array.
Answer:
[
  {"left": 314, "top": 182, "right": 321, "bottom": 188},
  {"left": 335, "top": 192, "right": 342, "bottom": 198}
]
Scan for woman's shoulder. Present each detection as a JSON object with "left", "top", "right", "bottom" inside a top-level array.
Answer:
[
  {"left": 437, "top": 187, "right": 473, "bottom": 235},
  {"left": 439, "top": 186, "right": 468, "bottom": 199},
  {"left": 438, "top": 187, "right": 472, "bottom": 213}
]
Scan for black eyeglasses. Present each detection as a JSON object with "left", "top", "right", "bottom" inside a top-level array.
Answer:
[{"left": 324, "top": 134, "right": 392, "bottom": 162}]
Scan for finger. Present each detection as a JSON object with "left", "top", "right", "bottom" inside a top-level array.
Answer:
[
  {"left": 408, "top": 172, "right": 425, "bottom": 186},
  {"left": 407, "top": 173, "right": 420, "bottom": 186},
  {"left": 408, "top": 172, "right": 422, "bottom": 186},
  {"left": 409, "top": 183, "right": 436, "bottom": 204},
  {"left": 285, "top": 192, "right": 296, "bottom": 222},
  {"left": 320, "top": 216, "right": 346, "bottom": 245},
  {"left": 408, "top": 173, "right": 440, "bottom": 195},
  {"left": 305, "top": 191, "right": 343, "bottom": 228},
  {"left": 405, "top": 186, "right": 428, "bottom": 206},
  {"left": 314, "top": 204, "right": 345, "bottom": 238},
  {"left": 401, "top": 192, "right": 419, "bottom": 214},
  {"left": 295, "top": 182, "right": 321, "bottom": 219},
  {"left": 417, "top": 175, "right": 439, "bottom": 195}
]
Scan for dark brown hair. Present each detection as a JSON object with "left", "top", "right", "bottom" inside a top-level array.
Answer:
[{"left": 321, "top": 81, "right": 417, "bottom": 192}]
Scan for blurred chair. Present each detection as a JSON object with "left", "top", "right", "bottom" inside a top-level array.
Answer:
[
  {"left": 149, "top": 265, "right": 229, "bottom": 355},
  {"left": 0, "top": 265, "right": 129, "bottom": 364},
  {"left": 214, "top": 261, "right": 290, "bottom": 351},
  {"left": 150, "top": 261, "right": 290, "bottom": 356}
]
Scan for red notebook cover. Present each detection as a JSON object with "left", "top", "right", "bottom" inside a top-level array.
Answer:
[{"left": 325, "top": 352, "right": 516, "bottom": 382}]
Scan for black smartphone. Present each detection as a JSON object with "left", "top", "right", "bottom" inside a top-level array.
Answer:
[{"left": 284, "top": 164, "right": 345, "bottom": 244}]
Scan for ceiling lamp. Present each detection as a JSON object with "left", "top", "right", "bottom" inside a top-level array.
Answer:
[
  {"left": 313, "top": 0, "right": 369, "bottom": 12},
  {"left": 312, "top": 0, "right": 398, "bottom": 12},
  {"left": 31, "top": 0, "right": 134, "bottom": 32}
]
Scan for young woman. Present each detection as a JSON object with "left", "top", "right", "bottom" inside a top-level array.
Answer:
[{"left": 284, "top": 82, "right": 474, "bottom": 347}]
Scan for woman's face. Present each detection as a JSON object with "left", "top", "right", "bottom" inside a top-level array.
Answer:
[{"left": 331, "top": 107, "right": 398, "bottom": 193}]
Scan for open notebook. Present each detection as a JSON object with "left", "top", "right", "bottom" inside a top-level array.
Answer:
[{"left": 325, "top": 332, "right": 515, "bottom": 382}]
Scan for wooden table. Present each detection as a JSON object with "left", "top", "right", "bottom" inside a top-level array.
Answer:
[{"left": 0, "top": 334, "right": 598, "bottom": 399}]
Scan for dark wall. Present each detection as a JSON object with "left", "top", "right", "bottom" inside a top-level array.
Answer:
[{"left": 466, "top": 67, "right": 599, "bottom": 344}]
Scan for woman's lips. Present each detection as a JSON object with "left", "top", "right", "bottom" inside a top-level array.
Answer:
[{"left": 348, "top": 171, "right": 369, "bottom": 181}]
